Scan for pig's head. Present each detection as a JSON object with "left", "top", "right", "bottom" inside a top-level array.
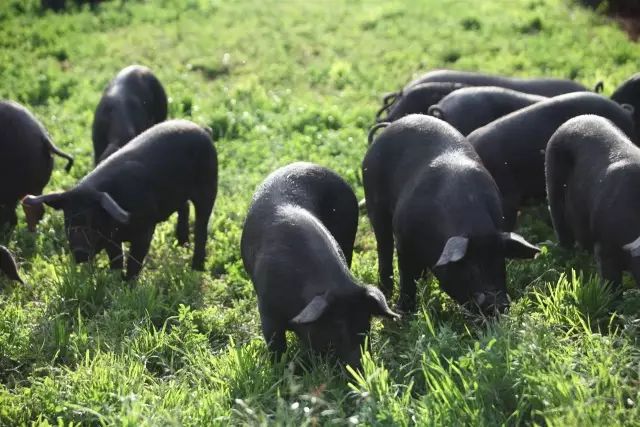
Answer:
[
  {"left": 289, "top": 285, "right": 399, "bottom": 368},
  {"left": 22, "top": 189, "right": 130, "bottom": 263},
  {"left": 433, "top": 232, "right": 539, "bottom": 314}
]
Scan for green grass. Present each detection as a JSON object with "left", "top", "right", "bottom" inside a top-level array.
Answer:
[{"left": 1, "top": 0, "right": 640, "bottom": 424}]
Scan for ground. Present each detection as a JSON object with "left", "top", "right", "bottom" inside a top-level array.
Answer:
[{"left": 1, "top": 0, "right": 640, "bottom": 425}]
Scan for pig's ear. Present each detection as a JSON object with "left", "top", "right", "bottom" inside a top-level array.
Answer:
[
  {"left": 502, "top": 232, "right": 540, "bottom": 259},
  {"left": 22, "top": 193, "right": 67, "bottom": 231},
  {"left": 99, "top": 193, "right": 130, "bottom": 224},
  {"left": 364, "top": 285, "right": 400, "bottom": 319},
  {"left": 290, "top": 294, "right": 330, "bottom": 324},
  {"left": 622, "top": 235, "right": 640, "bottom": 257},
  {"left": 0, "top": 246, "right": 23, "bottom": 284},
  {"left": 435, "top": 236, "right": 468, "bottom": 267},
  {"left": 22, "top": 192, "right": 67, "bottom": 210}
]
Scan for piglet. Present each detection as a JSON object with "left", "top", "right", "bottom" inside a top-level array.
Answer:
[
  {"left": 92, "top": 65, "right": 167, "bottom": 165},
  {"left": 547, "top": 115, "right": 640, "bottom": 288},
  {"left": 24, "top": 120, "right": 217, "bottom": 280},
  {"left": 364, "top": 114, "right": 539, "bottom": 313},
  {"left": 241, "top": 162, "right": 398, "bottom": 367}
]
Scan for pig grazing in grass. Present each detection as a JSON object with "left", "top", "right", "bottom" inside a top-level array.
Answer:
[
  {"left": 405, "top": 69, "right": 589, "bottom": 96},
  {"left": 23, "top": 120, "right": 217, "bottom": 280},
  {"left": 363, "top": 114, "right": 539, "bottom": 313},
  {"left": 546, "top": 115, "right": 640, "bottom": 288},
  {"left": 241, "top": 162, "right": 398, "bottom": 367},
  {"left": 427, "top": 86, "right": 546, "bottom": 135},
  {"left": 92, "top": 65, "right": 167, "bottom": 165},
  {"left": 377, "top": 69, "right": 592, "bottom": 122},
  {"left": 0, "top": 100, "right": 74, "bottom": 232},
  {"left": 0, "top": 246, "right": 22, "bottom": 284},
  {"left": 467, "top": 92, "right": 636, "bottom": 231}
]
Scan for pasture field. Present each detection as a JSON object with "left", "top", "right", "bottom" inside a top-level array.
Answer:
[{"left": 1, "top": 0, "right": 640, "bottom": 425}]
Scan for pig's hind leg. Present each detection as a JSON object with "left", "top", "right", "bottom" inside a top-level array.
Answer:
[
  {"left": 368, "top": 204, "right": 395, "bottom": 298},
  {"left": 191, "top": 191, "right": 215, "bottom": 271}
]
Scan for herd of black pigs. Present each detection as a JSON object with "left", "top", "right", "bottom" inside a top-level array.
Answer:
[{"left": 1, "top": 63, "right": 640, "bottom": 368}]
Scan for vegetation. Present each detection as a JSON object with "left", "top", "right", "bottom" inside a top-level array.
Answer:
[{"left": 1, "top": 0, "right": 639, "bottom": 424}]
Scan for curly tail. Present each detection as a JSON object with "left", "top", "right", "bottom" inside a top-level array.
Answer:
[
  {"left": 375, "top": 90, "right": 401, "bottom": 121},
  {"left": 43, "top": 136, "right": 74, "bottom": 172},
  {"left": 382, "top": 90, "right": 400, "bottom": 106},
  {"left": 368, "top": 122, "right": 390, "bottom": 145},
  {"left": 593, "top": 81, "right": 604, "bottom": 93},
  {"left": 428, "top": 105, "right": 445, "bottom": 120}
]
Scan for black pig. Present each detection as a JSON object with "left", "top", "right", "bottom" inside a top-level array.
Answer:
[
  {"left": 428, "top": 86, "right": 546, "bottom": 135},
  {"left": 92, "top": 65, "right": 167, "bottom": 165},
  {"left": 0, "top": 100, "right": 74, "bottom": 232},
  {"left": 546, "top": 115, "right": 640, "bottom": 288},
  {"left": 405, "top": 69, "right": 589, "bottom": 96},
  {"left": 23, "top": 120, "right": 217, "bottom": 279},
  {"left": 467, "top": 92, "right": 636, "bottom": 231},
  {"left": 241, "top": 162, "right": 397, "bottom": 366},
  {"left": 363, "top": 115, "right": 539, "bottom": 313},
  {"left": 378, "top": 69, "right": 592, "bottom": 121}
]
